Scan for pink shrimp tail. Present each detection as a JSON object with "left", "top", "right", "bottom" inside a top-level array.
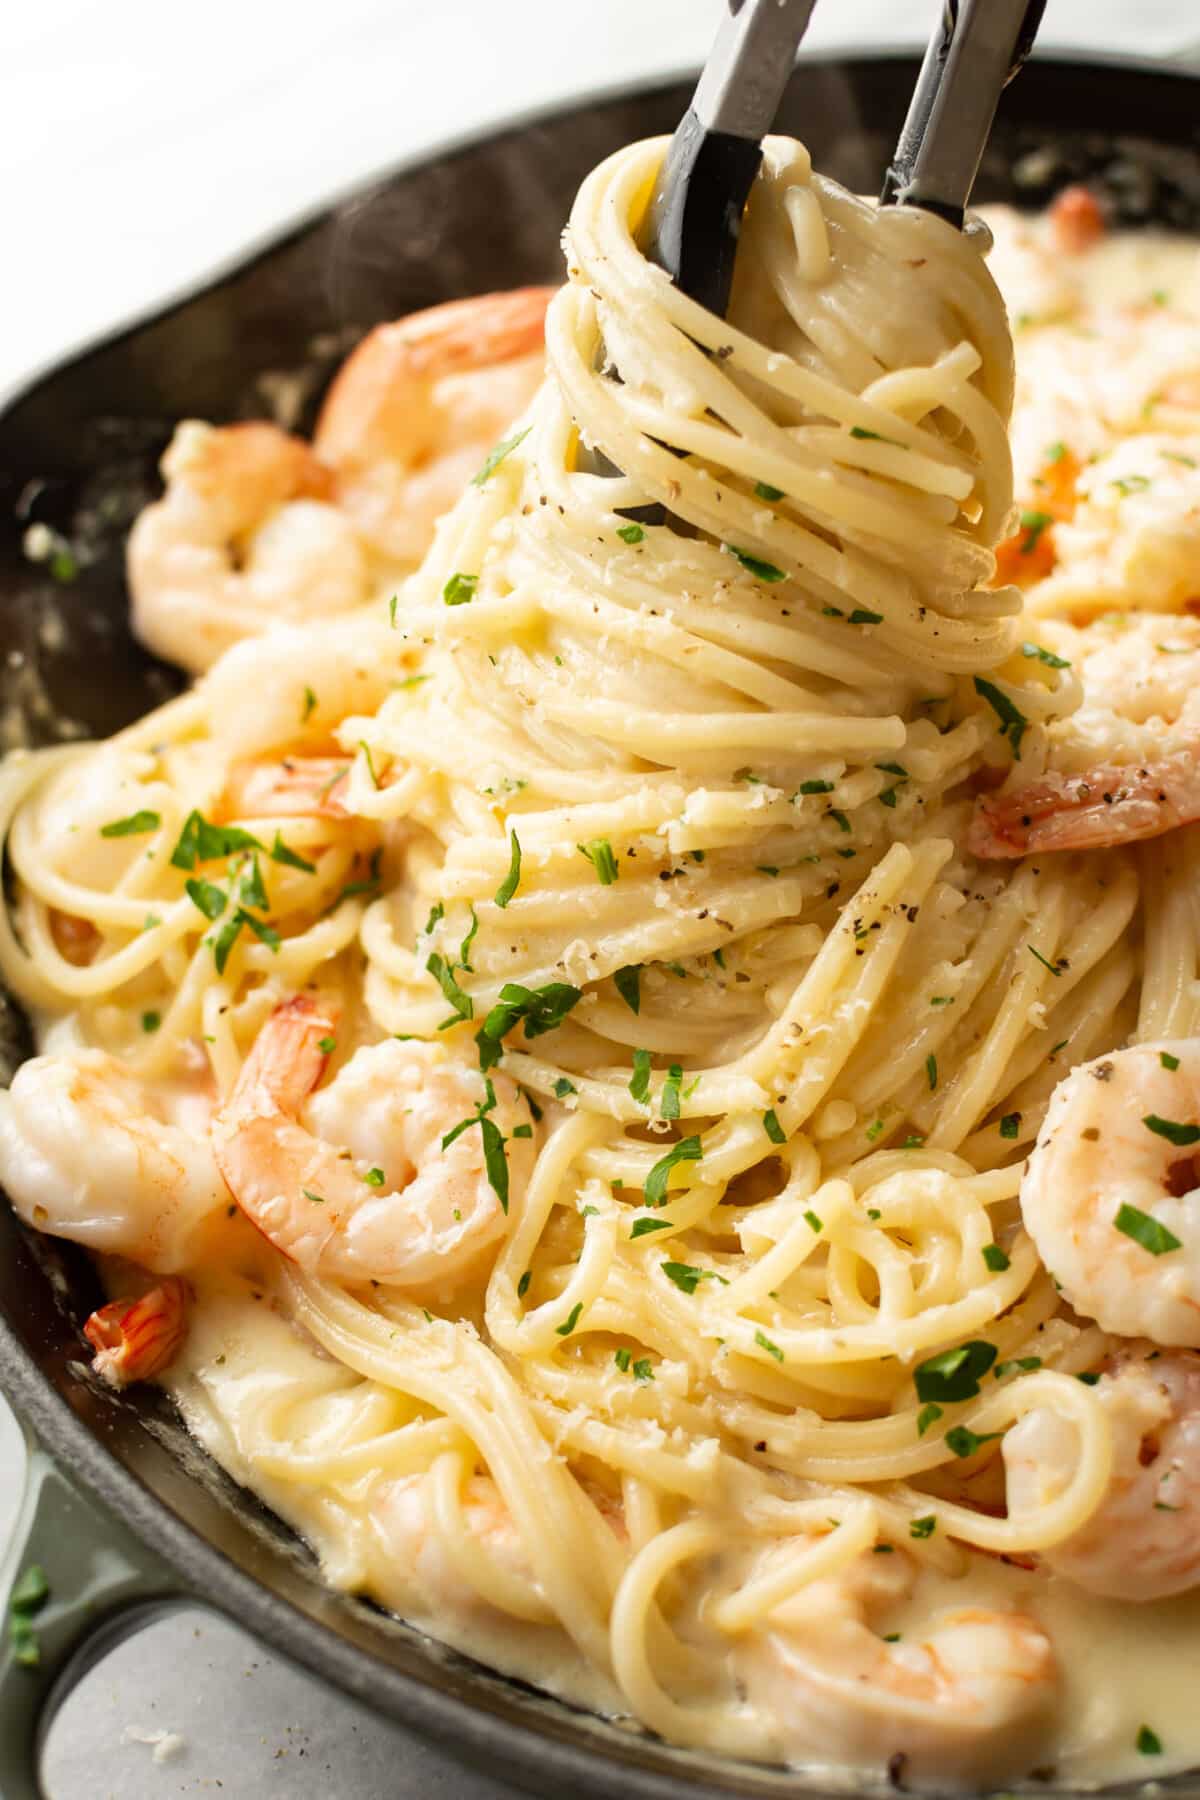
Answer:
[
  {"left": 221, "top": 756, "right": 352, "bottom": 822},
  {"left": 84, "top": 1277, "right": 190, "bottom": 1388},
  {"left": 968, "top": 749, "right": 1200, "bottom": 859},
  {"left": 235, "top": 995, "right": 340, "bottom": 1114}
]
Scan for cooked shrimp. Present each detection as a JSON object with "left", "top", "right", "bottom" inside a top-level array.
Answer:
[
  {"left": 1049, "top": 186, "right": 1106, "bottom": 257},
  {"left": 374, "top": 1464, "right": 546, "bottom": 1625},
  {"left": 200, "top": 617, "right": 397, "bottom": 762},
  {"left": 968, "top": 746, "right": 1200, "bottom": 858},
  {"left": 735, "top": 1546, "right": 1056, "bottom": 1784},
  {"left": 128, "top": 421, "right": 371, "bottom": 674},
  {"left": 219, "top": 756, "right": 352, "bottom": 822},
  {"left": 1005, "top": 1347, "right": 1200, "bottom": 1601},
  {"left": 84, "top": 1277, "right": 190, "bottom": 1389},
  {"left": 211, "top": 998, "right": 535, "bottom": 1292},
  {"left": 1019, "top": 1041, "right": 1200, "bottom": 1344},
  {"left": 314, "top": 288, "right": 553, "bottom": 565},
  {"left": 0, "top": 1052, "right": 227, "bottom": 1272},
  {"left": 970, "top": 615, "right": 1200, "bottom": 857}
]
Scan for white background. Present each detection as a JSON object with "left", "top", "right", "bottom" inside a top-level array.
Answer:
[{"left": 2, "top": 2, "right": 1198, "bottom": 1794}]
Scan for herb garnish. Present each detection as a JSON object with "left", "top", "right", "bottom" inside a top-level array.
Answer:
[
  {"left": 630, "top": 1049, "right": 651, "bottom": 1106},
  {"left": 617, "top": 523, "right": 645, "bottom": 544},
  {"left": 763, "top": 1109, "right": 786, "bottom": 1145},
  {"left": 974, "top": 677, "right": 1029, "bottom": 759},
  {"left": 494, "top": 831, "right": 522, "bottom": 908},
  {"left": 100, "top": 810, "right": 160, "bottom": 838},
  {"left": 914, "top": 1340, "right": 997, "bottom": 1403},
  {"left": 472, "top": 427, "right": 530, "bottom": 485},
  {"left": 725, "top": 544, "right": 786, "bottom": 583},
  {"left": 170, "top": 811, "right": 262, "bottom": 871},
  {"left": 613, "top": 964, "right": 641, "bottom": 1014},
  {"left": 1114, "top": 1203, "right": 1182, "bottom": 1256},
  {"left": 1143, "top": 1114, "right": 1200, "bottom": 1147},
  {"left": 443, "top": 571, "right": 478, "bottom": 606},
  {"left": 982, "top": 1244, "right": 1010, "bottom": 1272},
  {"left": 643, "top": 1136, "right": 703, "bottom": 1207},
  {"left": 578, "top": 838, "right": 619, "bottom": 885}
]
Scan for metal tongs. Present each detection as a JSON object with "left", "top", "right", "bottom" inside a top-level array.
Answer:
[
  {"left": 881, "top": 0, "right": 1049, "bottom": 224},
  {"left": 595, "top": 0, "right": 1047, "bottom": 500}
]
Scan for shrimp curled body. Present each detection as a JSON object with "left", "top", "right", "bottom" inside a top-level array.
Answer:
[
  {"left": 1019, "top": 1042, "right": 1200, "bottom": 1345},
  {"left": 1005, "top": 1348, "right": 1200, "bottom": 1601},
  {"left": 735, "top": 1549, "right": 1057, "bottom": 1785},
  {"left": 128, "top": 422, "right": 370, "bottom": 675},
  {"left": 211, "top": 998, "right": 534, "bottom": 1294},
  {"left": 0, "top": 1051, "right": 226, "bottom": 1273}
]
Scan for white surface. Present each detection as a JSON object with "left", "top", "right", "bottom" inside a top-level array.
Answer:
[{"left": 1, "top": 2, "right": 1198, "bottom": 1795}]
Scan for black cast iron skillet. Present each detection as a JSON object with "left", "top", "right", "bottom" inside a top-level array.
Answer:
[{"left": 2, "top": 49, "right": 1200, "bottom": 1800}]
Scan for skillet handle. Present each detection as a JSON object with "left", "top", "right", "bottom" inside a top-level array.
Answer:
[{"left": 0, "top": 1415, "right": 191, "bottom": 1799}]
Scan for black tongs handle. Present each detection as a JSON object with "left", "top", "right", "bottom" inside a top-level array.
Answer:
[
  {"left": 881, "top": 0, "right": 1048, "bottom": 226},
  {"left": 645, "top": 0, "right": 819, "bottom": 316}
]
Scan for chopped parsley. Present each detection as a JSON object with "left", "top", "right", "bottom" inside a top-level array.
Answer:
[
  {"left": 632, "top": 1358, "right": 654, "bottom": 1382},
  {"left": 754, "top": 481, "right": 784, "bottom": 502},
  {"left": 1161, "top": 1051, "right": 1181, "bottom": 1071},
  {"left": 269, "top": 832, "right": 316, "bottom": 873},
  {"left": 511, "top": 1123, "right": 533, "bottom": 1139},
  {"left": 170, "top": 811, "right": 262, "bottom": 871},
  {"left": 613, "top": 964, "right": 641, "bottom": 1015},
  {"left": 796, "top": 779, "right": 834, "bottom": 795},
  {"left": 141, "top": 1011, "right": 161, "bottom": 1033},
  {"left": 982, "top": 1244, "right": 1010, "bottom": 1272},
  {"left": 238, "top": 854, "right": 269, "bottom": 912},
  {"left": 494, "top": 830, "right": 522, "bottom": 909},
  {"left": 660, "top": 1065, "right": 683, "bottom": 1121},
  {"left": 100, "top": 810, "right": 160, "bottom": 838},
  {"left": 517, "top": 1270, "right": 532, "bottom": 1299},
  {"left": 301, "top": 685, "right": 317, "bottom": 722},
  {"left": 804, "top": 1209, "right": 823, "bottom": 1233},
  {"left": 916, "top": 1402, "right": 943, "bottom": 1436},
  {"left": 661, "top": 1260, "right": 714, "bottom": 1295},
  {"left": 443, "top": 571, "right": 478, "bottom": 606},
  {"left": 925, "top": 1054, "right": 938, "bottom": 1091},
  {"left": 426, "top": 952, "right": 473, "bottom": 1022},
  {"left": 630, "top": 1216, "right": 674, "bottom": 1238},
  {"left": 578, "top": 838, "right": 619, "bottom": 885},
  {"left": 848, "top": 608, "right": 884, "bottom": 626},
  {"left": 8, "top": 1564, "right": 49, "bottom": 1666},
  {"left": 614, "top": 1346, "right": 632, "bottom": 1371},
  {"left": 994, "top": 1356, "right": 1041, "bottom": 1379},
  {"left": 617, "top": 522, "right": 645, "bottom": 544},
  {"left": 554, "top": 1077, "right": 578, "bottom": 1100},
  {"left": 829, "top": 809, "right": 851, "bottom": 833},
  {"left": 945, "top": 1426, "right": 1004, "bottom": 1460},
  {"left": 999, "top": 1112, "right": 1021, "bottom": 1139},
  {"left": 1137, "top": 1727, "right": 1163, "bottom": 1757},
  {"left": 915, "top": 1340, "right": 997, "bottom": 1404},
  {"left": 363, "top": 1167, "right": 385, "bottom": 1187},
  {"left": 316, "top": 1035, "right": 337, "bottom": 1054},
  {"left": 555, "top": 1302, "right": 583, "bottom": 1337},
  {"left": 849, "top": 426, "right": 905, "bottom": 446},
  {"left": 1017, "top": 508, "right": 1053, "bottom": 554},
  {"left": 763, "top": 1109, "right": 786, "bottom": 1145},
  {"left": 303, "top": 1189, "right": 326, "bottom": 1205},
  {"left": 754, "top": 1329, "right": 784, "bottom": 1363},
  {"left": 974, "top": 677, "right": 1029, "bottom": 759},
  {"left": 472, "top": 427, "right": 530, "bottom": 485},
  {"left": 643, "top": 1136, "right": 703, "bottom": 1207},
  {"left": 1142, "top": 1113, "right": 1200, "bottom": 1147},
  {"left": 1021, "top": 640, "right": 1071, "bottom": 670},
  {"left": 1027, "top": 944, "right": 1063, "bottom": 977},
  {"left": 1114, "top": 1202, "right": 1182, "bottom": 1256},
  {"left": 459, "top": 906, "right": 479, "bottom": 972},
  {"left": 479, "top": 980, "right": 582, "bottom": 1053},
  {"left": 909, "top": 1516, "right": 936, "bottom": 1539},
  {"left": 185, "top": 876, "right": 227, "bottom": 921},
  {"left": 725, "top": 544, "right": 786, "bottom": 583},
  {"left": 630, "top": 1048, "right": 652, "bottom": 1106}
]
